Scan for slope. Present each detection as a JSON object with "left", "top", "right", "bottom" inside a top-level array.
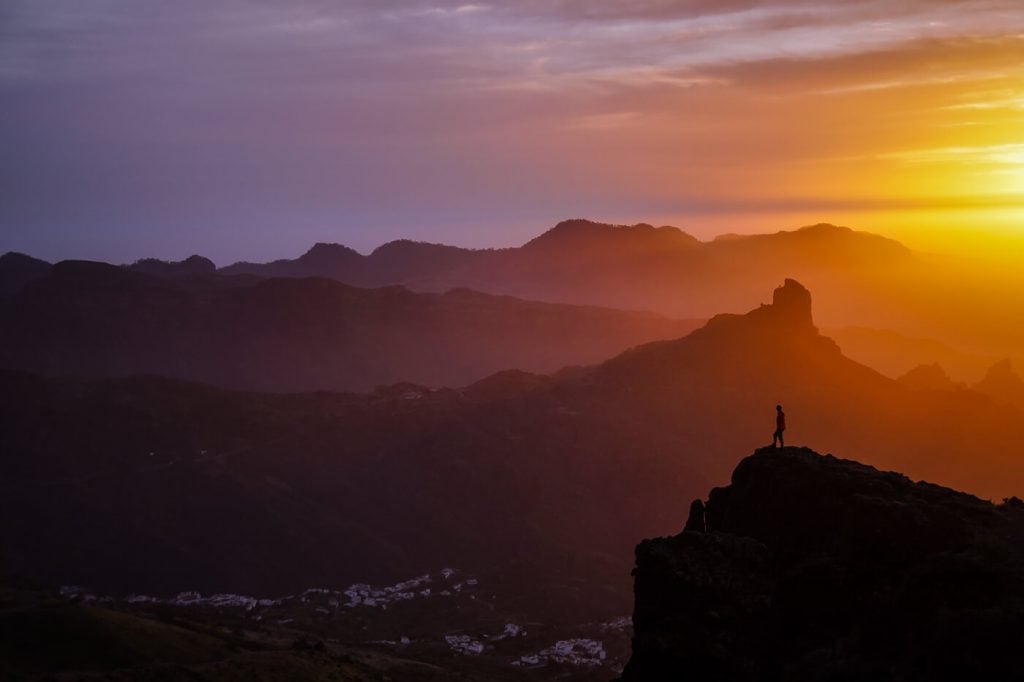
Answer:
[
  {"left": 0, "top": 260, "right": 700, "bottom": 392},
  {"left": 623, "top": 446, "right": 1024, "bottom": 680},
  {"left": 2, "top": 280, "right": 1023, "bottom": 626}
]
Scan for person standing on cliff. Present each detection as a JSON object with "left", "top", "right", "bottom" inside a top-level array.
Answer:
[{"left": 773, "top": 404, "right": 786, "bottom": 448}]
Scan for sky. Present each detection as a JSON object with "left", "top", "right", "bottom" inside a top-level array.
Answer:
[{"left": 1, "top": 0, "right": 1023, "bottom": 264}]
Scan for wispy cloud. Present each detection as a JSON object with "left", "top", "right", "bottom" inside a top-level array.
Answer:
[
  {"left": 1, "top": 0, "right": 1022, "bottom": 261},
  {"left": 566, "top": 111, "right": 644, "bottom": 131},
  {"left": 880, "top": 143, "right": 1024, "bottom": 165}
]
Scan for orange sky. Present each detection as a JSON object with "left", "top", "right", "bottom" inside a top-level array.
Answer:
[
  {"left": 1, "top": 1, "right": 1022, "bottom": 262},
  {"left": 496, "top": 27, "right": 1024, "bottom": 259}
]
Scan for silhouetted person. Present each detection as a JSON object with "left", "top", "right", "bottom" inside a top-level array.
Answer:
[
  {"left": 773, "top": 404, "right": 786, "bottom": 447},
  {"left": 684, "top": 498, "right": 706, "bottom": 533}
]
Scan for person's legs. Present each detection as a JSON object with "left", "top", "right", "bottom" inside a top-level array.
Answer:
[
  {"left": 779, "top": 431, "right": 784, "bottom": 447},
  {"left": 772, "top": 430, "right": 781, "bottom": 447}
]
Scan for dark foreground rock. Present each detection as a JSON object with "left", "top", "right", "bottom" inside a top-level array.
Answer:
[{"left": 621, "top": 446, "right": 1024, "bottom": 681}]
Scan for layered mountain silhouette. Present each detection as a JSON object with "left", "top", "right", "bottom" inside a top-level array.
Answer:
[
  {"left": 128, "top": 254, "right": 217, "bottom": 278},
  {"left": 3, "top": 279, "right": 1023, "bottom": 624},
  {"left": 890, "top": 358, "right": 1024, "bottom": 410},
  {"left": 622, "top": 447, "right": 1024, "bottom": 680},
  {"left": 0, "top": 252, "right": 50, "bottom": 294},
  {"left": 7, "top": 218, "right": 1024, "bottom": 369},
  {"left": 896, "top": 362, "right": 961, "bottom": 391},
  {"left": 826, "top": 326, "right": 996, "bottom": 383},
  {"left": 219, "top": 220, "right": 912, "bottom": 323},
  {"left": 0, "top": 260, "right": 699, "bottom": 392},
  {"left": 973, "top": 359, "right": 1024, "bottom": 411},
  {"left": 215, "top": 219, "right": 1024, "bottom": 364}
]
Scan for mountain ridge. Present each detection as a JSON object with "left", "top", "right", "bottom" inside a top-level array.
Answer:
[
  {"left": 4, "top": 279, "right": 1024, "bottom": 627},
  {"left": 621, "top": 446, "right": 1024, "bottom": 680},
  {"left": 209, "top": 219, "right": 919, "bottom": 325},
  {"left": 0, "top": 261, "right": 701, "bottom": 392},
  {"left": 16, "top": 218, "right": 1006, "bottom": 362}
]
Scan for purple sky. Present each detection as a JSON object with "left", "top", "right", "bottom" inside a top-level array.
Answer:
[{"left": 2, "top": 1, "right": 1022, "bottom": 264}]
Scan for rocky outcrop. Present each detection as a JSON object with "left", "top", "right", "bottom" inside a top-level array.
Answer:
[
  {"left": 0, "top": 252, "right": 50, "bottom": 293},
  {"left": 974, "top": 359, "right": 1024, "bottom": 410},
  {"left": 692, "top": 278, "right": 819, "bottom": 341},
  {"left": 0, "top": 263, "right": 698, "bottom": 392},
  {"left": 770, "top": 278, "right": 814, "bottom": 330},
  {"left": 128, "top": 254, "right": 216, "bottom": 278},
  {"left": 897, "top": 362, "right": 958, "bottom": 391},
  {"left": 622, "top": 446, "right": 1024, "bottom": 681}
]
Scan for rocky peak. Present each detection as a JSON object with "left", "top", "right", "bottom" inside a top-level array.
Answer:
[
  {"left": 0, "top": 252, "right": 52, "bottom": 293},
  {"left": 523, "top": 219, "right": 698, "bottom": 251},
  {"left": 293, "top": 243, "right": 365, "bottom": 276},
  {"left": 622, "top": 446, "right": 1024, "bottom": 680},
  {"left": 974, "top": 358, "right": 1024, "bottom": 410},
  {"left": 770, "top": 278, "right": 813, "bottom": 328},
  {"left": 129, "top": 255, "right": 216, "bottom": 278},
  {"left": 182, "top": 254, "right": 215, "bottom": 271},
  {"left": 897, "top": 362, "right": 957, "bottom": 391},
  {"left": 700, "top": 278, "right": 817, "bottom": 338},
  {"left": 302, "top": 242, "right": 361, "bottom": 260},
  {"left": 983, "top": 358, "right": 1015, "bottom": 381}
]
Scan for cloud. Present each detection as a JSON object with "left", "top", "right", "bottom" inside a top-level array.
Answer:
[
  {"left": 700, "top": 34, "right": 1024, "bottom": 92},
  {"left": 1, "top": 0, "right": 1022, "bottom": 261},
  {"left": 880, "top": 143, "right": 1024, "bottom": 165}
]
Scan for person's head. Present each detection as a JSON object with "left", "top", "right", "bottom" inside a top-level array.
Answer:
[{"left": 776, "top": 404, "right": 782, "bottom": 411}]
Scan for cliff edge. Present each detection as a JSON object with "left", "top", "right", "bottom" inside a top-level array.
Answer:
[{"left": 621, "top": 446, "right": 1024, "bottom": 680}]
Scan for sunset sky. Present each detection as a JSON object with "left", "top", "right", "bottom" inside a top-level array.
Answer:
[{"left": 2, "top": 1, "right": 1022, "bottom": 263}]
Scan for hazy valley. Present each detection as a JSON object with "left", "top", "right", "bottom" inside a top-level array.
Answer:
[{"left": 3, "top": 221, "right": 1024, "bottom": 680}]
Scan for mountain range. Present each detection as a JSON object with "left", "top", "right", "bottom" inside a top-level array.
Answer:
[
  {"left": 3, "top": 221, "right": 910, "bottom": 326},
  {"left": 213, "top": 219, "right": 1024, "bottom": 367},
  {"left": 8, "top": 219, "right": 1020, "bottom": 384},
  {"left": 4, "top": 279, "right": 1023, "bottom": 628},
  {"left": 216, "top": 220, "right": 912, "bottom": 323},
  {"left": 0, "top": 259, "right": 699, "bottom": 392},
  {"left": 824, "top": 325, "right": 998, "bottom": 383}
]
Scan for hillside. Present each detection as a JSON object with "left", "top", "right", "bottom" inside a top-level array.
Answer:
[
  {"left": 3, "top": 279, "right": 1024, "bottom": 629},
  {"left": 219, "top": 220, "right": 913, "bottom": 324},
  {"left": 622, "top": 447, "right": 1024, "bottom": 680},
  {"left": 1, "top": 577, "right": 611, "bottom": 681},
  {"left": 12, "top": 219, "right": 1024, "bottom": 365},
  {"left": 217, "top": 219, "right": 1024, "bottom": 363},
  {"left": 0, "top": 260, "right": 700, "bottom": 392},
  {"left": 0, "top": 252, "right": 50, "bottom": 294},
  {"left": 973, "top": 359, "right": 1024, "bottom": 411},
  {"left": 825, "top": 326, "right": 997, "bottom": 383}
]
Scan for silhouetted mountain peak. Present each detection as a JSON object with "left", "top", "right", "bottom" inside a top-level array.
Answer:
[
  {"left": 523, "top": 219, "right": 699, "bottom": 251},
  {"left": 0, "top": 251, "right": 47, "bottom": 266},
  {"left": 300, "top": 242, "right": 363, "bottom": 265},
  {"left": 599, "top": 279, "right": 831, "bottom": 391},
  {"left": 985, "top": 357, "right": 1015, "bottom": 379},
  {"left": 702, "top": 277, "right": 816, "bottom": 336},
  {"left": 796, "top": 221, "right": 849, "bottom": 233},
  {"left": 129, "top": 255, "right": 216, "bottom": 278},
  {"left": 183, "top": 254, "right": 214, "bottom": 268},
  {"left": 370, "top": 239, "right": 468, "bottom": 258},
  {"left": 463, "top": 369, "right": 550, "bottom": 402},
  {"left": 792, "top": 222, "right": 911, "bottom": 254},
  {"left": 897, "top": 362, "right": 957, "bottom": 391},
  {"left": 771, "top": 277, "right": 812, "bottom": 326},
  {"left": 710, "top": 223, "right": 911, "bottom": 263},
  {"left": 710, "top": 223, "right": 851, "bottom": 242},
  {"left": 42, "top": 260, "right": 152, "bottom": 290},
  {"left": 0, "top": 251, "right": 52, "bottom": 293},
  {"left": 219, "top": 242, "right": 364, "bottom": 278},
  {"left": 623, "top": 446, "right": 1024, "bottom": 680},
  {"left": 974, "top": 358, "right": 1024, "bottom": 409}
]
